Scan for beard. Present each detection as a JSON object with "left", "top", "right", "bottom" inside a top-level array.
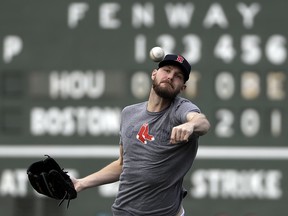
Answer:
[{"left": 152, "top": 79, "right": 181, "bottom": 100}]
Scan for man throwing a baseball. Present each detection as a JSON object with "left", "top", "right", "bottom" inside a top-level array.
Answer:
[{"left": 72, "top": 54, "right": 210, "bottom": 216}]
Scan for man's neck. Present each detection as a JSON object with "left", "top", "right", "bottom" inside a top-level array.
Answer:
[{"left": 146, "top": 89, "right": 172, "bottom": 112}]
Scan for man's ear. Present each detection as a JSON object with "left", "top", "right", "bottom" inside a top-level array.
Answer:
[
  {"left": 151, "top": 69, "right": 157, "bottom": 80},
  {"left": 180, "top": 84, "right": 187, "bottom": 92}
]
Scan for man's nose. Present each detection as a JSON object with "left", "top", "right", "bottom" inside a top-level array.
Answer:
[{"left": 167, "top": 72, "right": 174, "bottom": 80}]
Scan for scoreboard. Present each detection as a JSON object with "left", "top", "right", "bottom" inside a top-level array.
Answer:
[{"left": 0, "top": 0, "right": 287, "bottom": 215}]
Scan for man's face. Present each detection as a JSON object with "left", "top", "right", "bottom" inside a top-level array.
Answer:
[{"left": 152, "top": 65, "right": 186, "bottom": 99}]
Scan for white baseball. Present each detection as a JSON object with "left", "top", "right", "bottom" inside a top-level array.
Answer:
[{"left": 149, "top": 47, "right": 165, "bottom": 62}]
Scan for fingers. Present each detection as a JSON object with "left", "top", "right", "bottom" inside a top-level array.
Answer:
[{"left": 170, "top": 125, "right": 193, "bottom": 144}]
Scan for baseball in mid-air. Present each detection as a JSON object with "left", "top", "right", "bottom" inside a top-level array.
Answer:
[{"left": 149, "top": 47, "right": 165, "bottom": 62}]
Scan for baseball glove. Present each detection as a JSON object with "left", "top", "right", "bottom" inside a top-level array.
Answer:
[{"left": 27, "top": 155, "right": 77, "bottom": 208}]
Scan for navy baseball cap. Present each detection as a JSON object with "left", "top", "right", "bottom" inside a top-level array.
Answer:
[{"left": 158, "top": 54, "right": 191, "bottom": 82}]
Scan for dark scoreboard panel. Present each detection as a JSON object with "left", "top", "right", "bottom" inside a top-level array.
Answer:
[{"left": 0, "top": 0, "right": 287, "bottom": 215}]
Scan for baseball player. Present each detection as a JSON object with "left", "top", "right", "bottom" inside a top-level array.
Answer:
[{"left": 72, "top": 54, "right": 210, "bottom": 216}]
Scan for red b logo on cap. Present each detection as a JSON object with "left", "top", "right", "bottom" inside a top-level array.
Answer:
[{"left": 176, "top": 55, "right": 184, "bottom": 63}]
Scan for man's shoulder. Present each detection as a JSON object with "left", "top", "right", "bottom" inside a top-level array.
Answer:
[
  {"left": 173, "top": 96, "right": 200, "bottom": 112},
  {"left": 174, "top": 96, "right": 193, "bottom": 105},
  {"left": 123, "top": 101, "right": 147, "bottom": 112}
]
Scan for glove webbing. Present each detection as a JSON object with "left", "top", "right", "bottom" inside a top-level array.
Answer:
[
  {"left": 40, "top": 171, "right": 71, "bottom": 208},
  {"left": 58, "top": 191, "right": 71, "bottom": 209},
  {"left": 40, "top": 172, "right": 54, "bottom": 198}
]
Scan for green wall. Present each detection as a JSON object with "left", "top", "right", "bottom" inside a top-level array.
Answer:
[{"left": 0, "top": 1, "right": 287, "bottom": 215}]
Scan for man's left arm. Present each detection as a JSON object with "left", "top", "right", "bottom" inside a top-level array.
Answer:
[{"left": 170, "top": 112, "right": 210, "bottom": 144}]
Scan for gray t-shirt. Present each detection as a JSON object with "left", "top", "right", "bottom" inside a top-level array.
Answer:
[{"left": 112, "top": 96, "right": 200, "bottom": 216}]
